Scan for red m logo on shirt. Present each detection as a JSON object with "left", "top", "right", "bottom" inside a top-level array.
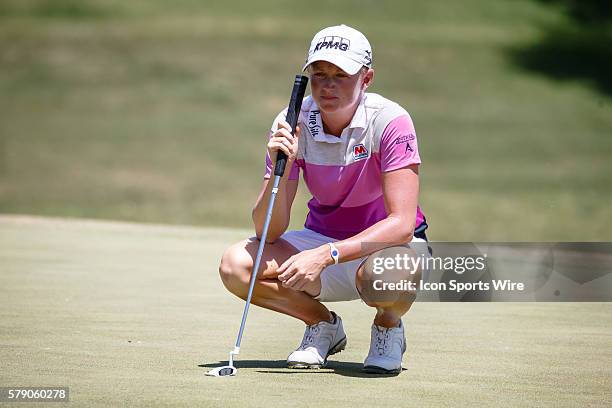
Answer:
[{"left": 353, "top": 144, "right": 369, "bottom": 161}]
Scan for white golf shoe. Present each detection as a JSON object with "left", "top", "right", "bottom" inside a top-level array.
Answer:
[
  {"left": 363, "top": 320, "right": 406, "bottom": 374},
  {"left": 287, "top": 311, "right": 347, "bottom": 369}
]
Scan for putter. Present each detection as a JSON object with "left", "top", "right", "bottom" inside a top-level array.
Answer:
[{"left": 207, "top": 74, "right": 308, "bottom": 377}]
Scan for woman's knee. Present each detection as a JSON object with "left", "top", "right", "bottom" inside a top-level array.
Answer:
[
  {"left": 356, "top": 247, "right": 421, "bottom": 307},
  {"left": 218, "top": 241, "right": 252, "bottom": 295}
]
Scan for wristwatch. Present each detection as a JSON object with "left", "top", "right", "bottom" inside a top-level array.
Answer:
[{"left": 327, "top": 242, "right": 340, "bottom": 265}]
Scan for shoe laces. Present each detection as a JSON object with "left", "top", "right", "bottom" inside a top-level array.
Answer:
[
  {"left": 374, "top": 327, "right": 392, "bottom": 356},
  {"left": 298, "top": 324, "right": 322, "bottom": 350}
]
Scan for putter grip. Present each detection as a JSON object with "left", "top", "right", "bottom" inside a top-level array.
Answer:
[{"left": 274, "top": 75, "right": 309, "bottom": 177}]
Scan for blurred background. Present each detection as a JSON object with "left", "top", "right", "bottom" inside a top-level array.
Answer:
[{"left": 0, "top": 0, "right": 610, "bottom": 241}]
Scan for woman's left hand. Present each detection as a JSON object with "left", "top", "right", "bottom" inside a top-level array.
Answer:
[{"left": 277, "top": 246, "right": 332, "bottom": 291}]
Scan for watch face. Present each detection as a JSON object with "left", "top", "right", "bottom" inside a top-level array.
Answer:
[{"left": 332, "top": 250, "right": 339, "bottom": 256}]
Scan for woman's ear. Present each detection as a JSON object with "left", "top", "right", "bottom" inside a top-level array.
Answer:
[{"left": 362, "top": 68, "right": 374, "bottom": 90}]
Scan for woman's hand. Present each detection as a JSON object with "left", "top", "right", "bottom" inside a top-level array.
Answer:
[
  {"left": 277, "top": 245, "right": 332, "bottom": 291},
  {"left": 267, "top": 119, "right": 301, "bottom": 164}
]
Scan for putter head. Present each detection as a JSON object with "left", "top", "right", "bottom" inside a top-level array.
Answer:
[
  {"left": 206, "top": 365, "right": 237, "bottom": 377},
  {"left": 206, "top": 348, "right": 239, "bottom": 377}
]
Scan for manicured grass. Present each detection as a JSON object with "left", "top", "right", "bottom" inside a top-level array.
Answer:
[{"left": 1, "top": 216, "right": 610, "bottom": 407}]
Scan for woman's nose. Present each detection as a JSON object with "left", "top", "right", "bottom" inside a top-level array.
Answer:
[{"left": 321, "top": 77, "right": 335, "bottom": 89}]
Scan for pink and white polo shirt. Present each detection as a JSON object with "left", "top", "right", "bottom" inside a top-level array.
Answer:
[{"left": 264, "top": 93, "right": 427, "bottom": 240}]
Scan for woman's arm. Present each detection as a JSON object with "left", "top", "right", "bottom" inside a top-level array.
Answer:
[
  {"left": 277, "top": 165, "right": 419, "bottom": 288},
  {"left": 252, "top": 176, "right": 298, "bottom": 243},
  {"left": 330, "top": 164, "right": 419, "bottom": 263},
  {"left": 252, "top": 119, "right": 301, "bottom": 242}
]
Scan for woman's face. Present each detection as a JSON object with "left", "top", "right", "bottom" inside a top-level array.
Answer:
[{"left": 308, "top": 61, "right": 371, "bottom": 114}]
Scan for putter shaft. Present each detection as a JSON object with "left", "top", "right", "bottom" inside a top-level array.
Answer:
[{"left": 233, "top": 175, "right": 281, "bottom": 351}]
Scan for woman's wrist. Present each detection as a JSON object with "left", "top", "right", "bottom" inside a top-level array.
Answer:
[{"left": 319, "top": 243, "right": 338, "bottom": 267}]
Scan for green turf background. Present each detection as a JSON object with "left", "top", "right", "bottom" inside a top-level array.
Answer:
[
  {"left": 1, "top": 0, "right": 611, "bottom": 240},
  {"left": 1, "top": 3, "right": 611, "bottom": 405}
]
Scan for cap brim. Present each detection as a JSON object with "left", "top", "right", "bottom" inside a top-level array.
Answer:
[{"left": 302, "top": 53, "right": 363, "bottom": 75}]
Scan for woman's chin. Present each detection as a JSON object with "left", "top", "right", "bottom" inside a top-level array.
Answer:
[{"left": 318, "top": 101, "right": 340, "bottom": 113}]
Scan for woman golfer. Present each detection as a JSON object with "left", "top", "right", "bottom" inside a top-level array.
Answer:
[{"left": 219, "top": 24, "right": 428, "bottom": 374}]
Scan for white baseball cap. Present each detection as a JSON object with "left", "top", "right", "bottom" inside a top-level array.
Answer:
[{"left": 303, "top": 24, "right": 372, "bottom": 75}]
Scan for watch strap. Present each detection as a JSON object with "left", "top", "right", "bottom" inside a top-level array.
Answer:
[{"left": 327, "top": 242, "right": 340, "bottom": 265}]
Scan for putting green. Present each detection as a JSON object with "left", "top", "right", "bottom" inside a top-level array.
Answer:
[{"left": 0, "top": 215, "right": 610, "bottom": 407}]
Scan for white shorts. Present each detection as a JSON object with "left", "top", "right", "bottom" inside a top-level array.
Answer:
[{"left": 280, "top": 228, "right": 430, "bottom": 302}]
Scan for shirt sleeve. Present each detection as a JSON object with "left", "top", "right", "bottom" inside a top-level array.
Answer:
[
  {"left": 379, "top": 115, "right": 421, "bottom": 172},
  {"left": 263, "top": 107, "right": 300, "bottom": 180}
]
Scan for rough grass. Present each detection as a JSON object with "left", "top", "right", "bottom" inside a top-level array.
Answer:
[{"left": 0, "top": 0, "right": 611, "bottom": 240}]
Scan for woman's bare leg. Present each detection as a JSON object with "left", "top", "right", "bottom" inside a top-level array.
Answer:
[
  {"left": 219, "top": 238, "right": 332, "bottom": 325},
  {"left": 355, "top": 246, "right": 421, "bottom": 328}
]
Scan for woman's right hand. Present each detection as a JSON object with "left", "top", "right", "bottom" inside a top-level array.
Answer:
[{"left": 267, "top": 119, "right": 301, "bottom": 164}]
